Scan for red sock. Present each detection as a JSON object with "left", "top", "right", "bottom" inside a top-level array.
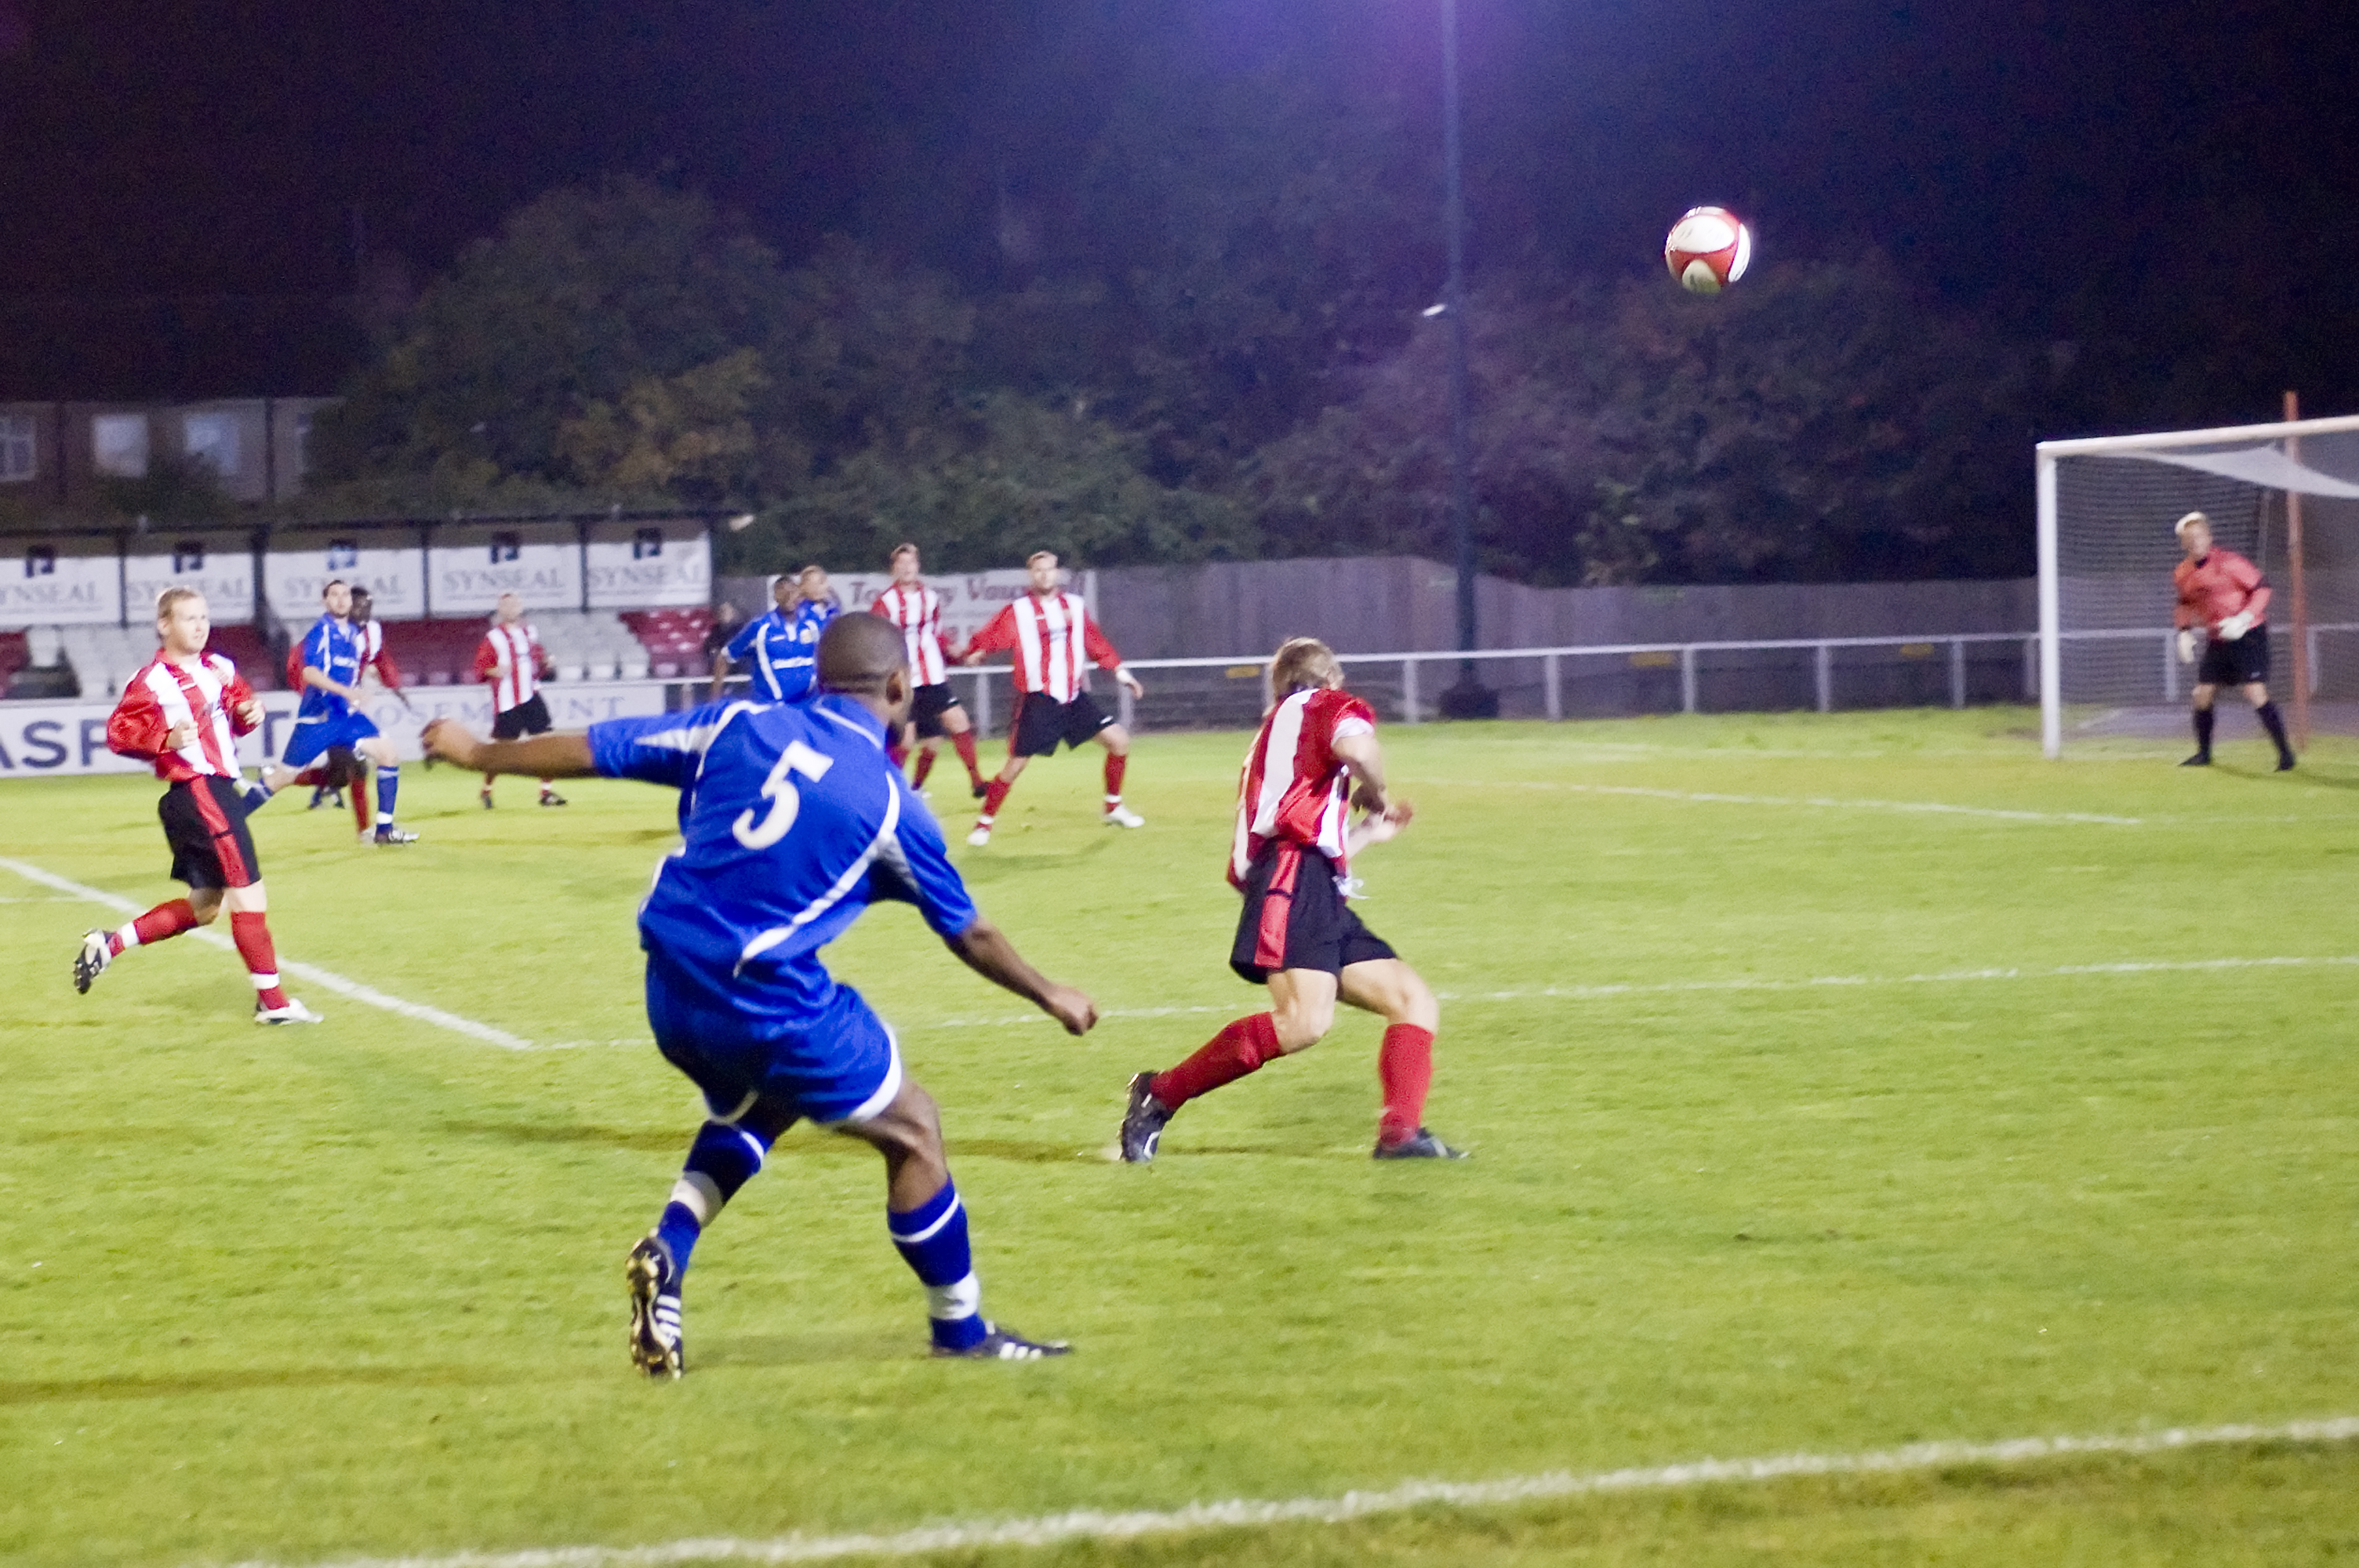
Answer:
[
  {"left": 1103, "top": 751, "right": 1128, "bottom": 805},
  {"left": 291, "top": 765, "right": 327, "bottom": 788},
  {"left": 911, "top": 748, "right": 937, "bottom": 788},
  {"left": 483, "top": 772, "right": 496, "bottom": 793},
  {"left": 230, "top": 911, "right": 291, "bottom": 1010},
  {"left": 113, "top": 898, "right": 198, "bottom": 955},
  {"left": 1150, "top": 1013, "right": 1283, "bottom": 1110},
  {"left": 1377, "top": 1024, "right": 1436, "bottom": 1145},
  {"left": 888, "top": 739, "right": 909, "bottom": 770},
  {"left": 978, "top": 777, "right": 1012, "bottom": 823},
  {"left": 352, "top": 779, "right": 373, "bottom": 835},
  {"left": 952, "top": 730, "right": 983, "bottom": 786}
]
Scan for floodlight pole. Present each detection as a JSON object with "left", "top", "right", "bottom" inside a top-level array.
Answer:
[
  {"left": 1438, "top": 0, "right": 1495, "bottom": 717},
  {"left": 2284, "top": 388, "right": 2311, "bottom": 751}
]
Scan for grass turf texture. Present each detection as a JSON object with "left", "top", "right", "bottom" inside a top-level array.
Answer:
[{"left": 2, "top": 707, "right": 2355, "bottom": 1566}]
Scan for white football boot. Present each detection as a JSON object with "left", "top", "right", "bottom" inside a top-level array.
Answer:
[
  {"left": 1103, "top": 805, "right": 1146, "bottom": 829},
  {"left": 256, "top": 996, "right": 325, "bottom": 1025}
]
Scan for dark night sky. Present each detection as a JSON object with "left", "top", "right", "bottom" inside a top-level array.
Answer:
[{"left": 4, "top": 1, "right": 2356, "bottom": 423}]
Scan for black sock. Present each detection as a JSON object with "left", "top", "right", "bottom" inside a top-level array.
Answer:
[
  {"left": 2256, "top": 701, "right": 2292, "bottom": 760},
  {"left": 2193, "top": 706, "right": 2215, "bottom": 758}
]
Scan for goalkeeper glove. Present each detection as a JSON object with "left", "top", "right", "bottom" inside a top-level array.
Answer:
[
  {"left": 2217, "top": 610, "right": 2256, "bottom": 641},
  {"left": 2176, "top": 629, "right": 2199, "bottom": 665}
]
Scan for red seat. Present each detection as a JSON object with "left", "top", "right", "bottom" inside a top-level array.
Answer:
[
  {"left": 204, "top": 624, "right": 277, "bottom": 688},
  {"left": 620, "top": 608, "right": 712, "bottom": 677}
]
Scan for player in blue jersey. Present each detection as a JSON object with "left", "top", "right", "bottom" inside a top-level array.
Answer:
[
  {"left": 282, "top": 579, "right": 416, "bottom": 845},
  {"left": 711, "top": 565, "right": 838, "bottom": 702},
  {"left": 422, "top": 612, "right": 1095, "bottom": 1372}
]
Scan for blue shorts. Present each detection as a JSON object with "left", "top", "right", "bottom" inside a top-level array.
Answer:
[
  {"left": 643, "top": 956, "right": 903, "bottom": 1127},
  {"left": 283, "top": 711, "right": 381, "bottom": 768}
]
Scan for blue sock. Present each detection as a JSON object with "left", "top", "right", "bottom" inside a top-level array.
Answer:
[
  {"left": 375, "top": 765, "right": 399, "bottom": 826},
  {"left": 889, "top": 1179, "right": 986, "bottom": 1351},
  {"left": 652, "top": 1120, "right": 770, "bottom": 1277}
]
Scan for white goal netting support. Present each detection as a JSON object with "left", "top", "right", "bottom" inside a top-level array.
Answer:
[{"left": 2037, "top": 412, "right": 2359, "bottom": 757}]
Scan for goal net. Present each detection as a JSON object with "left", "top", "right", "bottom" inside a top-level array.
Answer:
[{"left": 2037, "top": 412, "right": 2359, "bottom": 756}]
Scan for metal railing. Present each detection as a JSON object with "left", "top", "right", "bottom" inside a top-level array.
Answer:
[
  {"left": 1100, "top": 633, "right": 2040, "bottom": 726},
  {"left": 695, "top": 622, "right": 2352, "bottom": 731},
  {"left": 2046, "top": 620, "right": 2353, "bottom": 704}
]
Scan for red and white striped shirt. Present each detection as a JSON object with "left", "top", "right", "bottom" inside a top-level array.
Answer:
[
  {"left": 965, "top": 591, "right": 1121, "bottom": 703},
  {"left": 1230, "top": 686, "right": 1379, "bottom": 887},
  {"left": 871, "top": 583, "right": 950, "bottom": 685},
  {"left": 355, "top": 621, "right": 403, "bottom": 691},
  {"left": 107, "top": 652, "right": 260, "bottom": 783},
  {"left": 474, "top": 622, "right": 548, "bottom": 713}
]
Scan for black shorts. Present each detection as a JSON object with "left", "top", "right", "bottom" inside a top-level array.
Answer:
[
  {"left": 2197, "top": 632, "right": 2270, "bottom": 688},
  {"left": 911, "top": 682, "right": 964, "bottom": 740},
  {"left": 1011, "top": 691, "right": 1114, "bottom": 757},
  {"left": 159, "top": 775, "right": 261, "bottom": 891},
  {"left": 491, "top": 693, "right": 554, "bottom": 741},
  {"left": 1229, "top": 845, "right": 1397, "bottom": 985}
]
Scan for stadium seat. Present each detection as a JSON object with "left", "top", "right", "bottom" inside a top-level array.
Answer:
[
  {"left": 620, "top": 607, "right": 713, "bottom": 679},
  {"left": 204, "top": 623, "right": 276, "bottom": 688}
]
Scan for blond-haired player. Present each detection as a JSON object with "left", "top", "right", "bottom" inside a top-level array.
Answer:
[
  {"left": 74, "top": 588, "right": 322, "bottom": 1022},
  {"left": 1119, "top": 637, "right": 1462, "bottom": 1162},
  {"left": 2173, "top": 510, "right": 2295, "bottom": 771}
]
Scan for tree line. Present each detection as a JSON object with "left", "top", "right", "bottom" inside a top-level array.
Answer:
[{"left": 302, "top": 174, "right": 2046, "bottom": 586}]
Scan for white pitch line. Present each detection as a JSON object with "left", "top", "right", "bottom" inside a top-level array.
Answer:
[
  {"left": 916, "top": 954, "right": 2359, "bottom": 1032},
  {"left": 1415, "top": 779, "right": 2143, "bottom": 826},
  {"left": 0, "top": 856, "right": 534, "bottom": 1052},
  {"left": 226, "top": 1414, "right": 2359, "bottom": 1568}
]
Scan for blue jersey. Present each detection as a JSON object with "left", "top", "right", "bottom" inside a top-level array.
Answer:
[
  {"left": 724, "top": 600, "right": 837, "bottom": 702},
  {"left": 589, "top": 694, "right": 976, "bottom": 1029},
  {"left": 294, "top": 615, "right": 362, "bottom": 722}
]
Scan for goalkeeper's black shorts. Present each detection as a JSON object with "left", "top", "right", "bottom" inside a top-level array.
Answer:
[{"left": 2197, "top": 632, "right": 2269, "bottom": 688}]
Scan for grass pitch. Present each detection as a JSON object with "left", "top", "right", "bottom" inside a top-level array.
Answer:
[{"left": 2, "top": 707, "right": 2355, "bottom": 1566}]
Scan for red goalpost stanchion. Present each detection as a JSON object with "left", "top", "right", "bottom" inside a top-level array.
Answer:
[{"left": 2284, "top": 389, "right": 2311, "bottom": 753}]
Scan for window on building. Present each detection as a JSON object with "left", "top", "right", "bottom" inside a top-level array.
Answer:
[
  {"left": 0, "top": 414, "right": 35, "bottom": 482},
  {"left": 183, "top": 411, "right": 241, "bottom": 477},
  {"left": 93, "top": 413, "right": 150, "bottom": 478}
]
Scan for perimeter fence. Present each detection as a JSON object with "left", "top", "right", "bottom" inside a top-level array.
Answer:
[{"left": 708, "top": 631, "right": 2047, "bottom": 734}]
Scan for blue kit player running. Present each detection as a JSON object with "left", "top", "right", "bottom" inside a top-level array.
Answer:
[
  {"left": 423, "top": 613, "right": 1096, "bottom": 1373},
  {"left": 284, "top": 579, "right": 416, "bottom": 845},
  {"left": 711, "top": 564, "right": 838, "bottom": 702}
]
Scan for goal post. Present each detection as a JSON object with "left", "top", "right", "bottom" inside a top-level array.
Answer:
[{"left": 2035, "top": 412, "right": 2359, "bottom": 757}]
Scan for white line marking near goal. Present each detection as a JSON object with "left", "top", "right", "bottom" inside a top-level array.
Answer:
[
  {"left": 918, "top": 954, "right": 2359, "bottom": 1032},
  {"left": 1416, "top": 779, "right": 2143, "bottom": 826},
  {"left": 225, "top": 1414, "right": 2359, "bottom": 1568},
  {"left": 0, "top": 856, "right": 535, "bottom": 1052}
]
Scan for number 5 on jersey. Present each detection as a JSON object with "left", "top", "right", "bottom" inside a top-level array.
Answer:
[{"left": 732, "top": 741, "right": 834, "bottom": 849}]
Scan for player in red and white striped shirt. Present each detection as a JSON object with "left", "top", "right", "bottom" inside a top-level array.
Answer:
[
  {"left": 1118, "top": 637, "right": 1460, "bottom": 1162},
  {"left": 72, "top": 587, "right": 322, "bottom": 1023},
  {"left": 957, "top": 550, "right": 1146, "bottom": 846},
  {"left": 871, "top": 543, "right": 987, "bottom": 799},
  {"left": 473, "top": 593, "right": 564, "bottom": 808}
]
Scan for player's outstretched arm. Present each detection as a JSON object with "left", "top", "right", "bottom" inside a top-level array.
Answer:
[
  {"left": 1332, "top": 731, "right": 1392, "bottom": 815},
  {"left": 943, "top": 916, "right": 1097, "bottom": 1036},
  {"left": 422, "top": 717, "right": 599, "bottom": 779},
  {"left": 1347, "top": 799, "right": 1415, "bottom": 858}
]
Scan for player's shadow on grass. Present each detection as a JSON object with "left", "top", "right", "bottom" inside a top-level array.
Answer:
[
  {"left": 956, "top": 836, "right": 1114, "bottom": 881},
  {"left": 692, "top": 1330, "right": 914, "bottom": 1368},
  {"left": 445, "top": 1120, "right": 683, "bottom": 1154},
  {"left": 0, "top": 1363, "right": 535, "bottom": 1406}
]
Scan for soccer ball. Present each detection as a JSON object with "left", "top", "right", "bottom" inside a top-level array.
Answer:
[{"left": 1663, "top": 206, "right": 1753, "bottom": 296}]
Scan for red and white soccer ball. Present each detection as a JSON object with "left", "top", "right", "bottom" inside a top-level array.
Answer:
[{"left": 1663, "top": 206, "right": 1753, "bottom": 296}]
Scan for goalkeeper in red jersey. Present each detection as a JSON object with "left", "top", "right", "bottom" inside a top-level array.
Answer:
[
  {"left": 2173, "top": 510, "right": 2295, "bottom": 771},
  {"left": 1118, "top": 637, "right": 1463, "bottom": 1163}
]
